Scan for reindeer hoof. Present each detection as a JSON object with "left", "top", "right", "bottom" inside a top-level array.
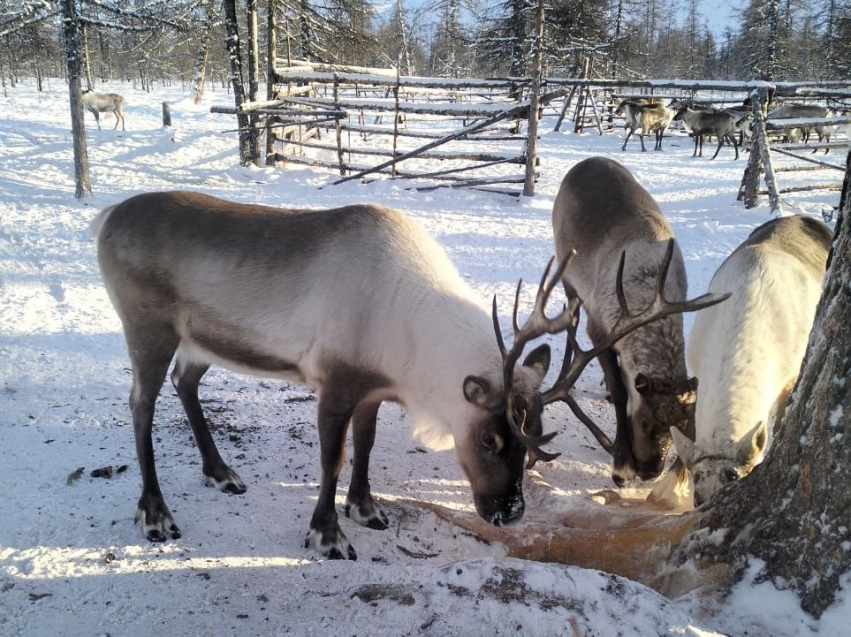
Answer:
[
  {"left": 203, "top": 467, "right": 247, "bottom": 494},
  {"left": 135, "top": 506, "right": 181, "bottom": 542},
  {"left": 345, "top": 500, "right": 389, "bottom": 530},
  {"left": 305, "top": 527, "right": 358, "bottom": 561}
]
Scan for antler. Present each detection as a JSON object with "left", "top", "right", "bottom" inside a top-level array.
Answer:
[
  {"left": 540, "top": 239, "right": 730, "bottom": 424},
  {"left": 492, "top": 251, "right": 577, "bottom": 467}
]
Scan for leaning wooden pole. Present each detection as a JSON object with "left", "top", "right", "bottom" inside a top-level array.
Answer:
[{"left": 523, "top": 0, "right": 545, "bottom": 197}]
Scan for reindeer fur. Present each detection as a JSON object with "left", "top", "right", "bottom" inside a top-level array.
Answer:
[{"left": 674, "top": 215, "right": 831, "bottom": 506}]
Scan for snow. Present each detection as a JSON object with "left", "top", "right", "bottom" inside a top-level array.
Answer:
[{"left": 1, "top": 79, "right": 847, "bottom": 637}]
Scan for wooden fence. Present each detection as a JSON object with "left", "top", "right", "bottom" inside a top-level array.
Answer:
[{"left": 213, "top": 60, "right": 568, "bottom": 197}]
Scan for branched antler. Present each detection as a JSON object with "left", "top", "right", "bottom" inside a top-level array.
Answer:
[
  {"left": 493, "top": 251, "right": 577, "bottom": 467},
  {"left": 541, "top": 239, "right": 729, "bottom": 415},
  {"left": 494, "top": 240, "right": 730, "bottom": 465}
]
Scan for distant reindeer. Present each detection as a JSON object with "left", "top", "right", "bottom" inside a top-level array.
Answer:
[
  {"left": 82, "top": 90, "right": 126, "bottom": 131},
  {"left": 673, "top": 215, "right": 831, "bottom": 507},
  {"left": 673, "top": 106, "right": 741, "bottom": 159},
  {"left": 767, "top": 102, "right": 833, "bottom": 153},
  {"left": 551, "top": 157, "right": 727, "bottom": 488},
  {"left": 615, "top": 101, "right": 675, "bottom": 152},
  {"left": 92, "top": 191, "right": 724, "bottom": 558}
]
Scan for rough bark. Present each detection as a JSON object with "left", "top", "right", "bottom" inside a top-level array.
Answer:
[
  {"left": 673, "top": 148, "right": 851, "bottom": 618},
  {"left": 246, "top": 0, "right": 262, "bottom": 165},
  {"left": 192, "top": 1, "right": 214, "bottom": 105},
  {"left": 62, "top": 0, "right": 91, "bottom": 199},
  {"left": 223, "top": 0, "right": 252, "bottom": 166}
]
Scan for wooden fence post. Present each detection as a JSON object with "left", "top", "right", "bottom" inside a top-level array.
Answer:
[
  {"left": 740, "top": 87, "right": 782, "bottom": 213},
  {"left": 333, "top": 73, "right": 345, "bottom": 175},
  {"left": 392, "top": 69, "right": 401, "bottom": 178}
]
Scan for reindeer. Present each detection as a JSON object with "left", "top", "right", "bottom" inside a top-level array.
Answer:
[
  {"left": 673, "top": 106, "right": 741, "bottom": 159},
  {"left": 551, "top": 157, "right": 726, "bottom": 490},
  {"left": 767, "top": 103, "right": 833, "bottom": 153},
  {"left": 615, "top": 101, "right": 675, "bottom": 152},
  {"left": 92, "top": 191, "right": 725, "bottom": 558},
  {"left": 671, "top": 215, "right": 831, "bottom": 507},
  {"left": 82, "top": 90, "right": 126, "bottom": 131}
]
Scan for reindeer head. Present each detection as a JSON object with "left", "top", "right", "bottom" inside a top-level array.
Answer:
[
  {"left": 672, "top": 421, "right": 767, "bottom": 506},
  {"left": 616, "top": 374, "right": 699, "bottom": 483},
  {"left": 459, "top": 345, "right": 552, "bottom": 525}
]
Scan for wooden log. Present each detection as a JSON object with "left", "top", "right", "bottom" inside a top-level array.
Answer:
[
  {"left": 415, "top": 176, "right": 527, "bottom": 191},
  {"left": 775, "top": 164, "right": 836, "bottom": 172},
  {"left": 333, "top": 73, "right": 344, "bottom": 176},
  {"left": 770, "top": 147, "right": 845, "bottom": 170},
  {"left": 280, "top": 138, "right": 522, "bottom": 163},
  {"left": 770, "top": 183, "right": 842, "bottom": 194},
  {"left": 336, "top": 122, "right": 522, "bottom": 140}
]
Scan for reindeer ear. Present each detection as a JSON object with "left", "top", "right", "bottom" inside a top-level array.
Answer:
[
  {"left": 670, "top": 427, "right": 695, "bottom": 467},
  {"left": 463, "top": 375, "right": 503, "bottom": 411},
  {"left": 737, "top": 421, "right": 768, "bottom": 466},
  {"left": 635, "top": 373, "right": 653, "bottom": 394},
  {"left": 522, "top": 344, "right": 551, "bottom": 386}
]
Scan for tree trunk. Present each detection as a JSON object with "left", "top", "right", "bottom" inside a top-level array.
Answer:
[
  {"left": 246, "top": 0, "right": 262, "bottom": 165},
  {"left": 62, "top": 0, "right": 92, "bottom": 199},
  {"left": 673, "top": 148, "right": 851, "bottom": 619},
  {"left": 266, "top": 0, "right": 279, "bottom": 166},
  {"left": 223, "top": 0, "right": 253, "bottom": 166},
  {"left": 82, "top": 23, "right": 94, "bottom": 90},
  {"left": 192, "top": 1, "right": 213, "bottom": 105},
  {"left": 523, "top": 0, "right": 544, "bottom": 197}
]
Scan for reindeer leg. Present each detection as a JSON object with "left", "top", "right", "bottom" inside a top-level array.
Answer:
[
  {"left": 93, "top": 111, "right": 101, "bottom": 130},
  {"left": 171, "top": 357, "right": 246, "bottom": 494},
  {"left": 126, "top": 322, "right": 181, "bottom": 541},
  {"left": 710, "top": 134, "right": 724, "bottom": 160},
  {"left": 622, "top": 129, "right": 633, "bottom": 151},
  {"left": 639, "top": 132, "right": 647, "bottom": 152},
  {"left": 306, "top": 365, "right": 389, "bottom": 560},
  {"left": 595, "top": 348, "right": 634, "bottom": 487},
  {"left": 307, "top": 393, "right": 355, "bottom": 560},
  {"left": 345, "top": 401, "right": 389, "bottom": 530}
]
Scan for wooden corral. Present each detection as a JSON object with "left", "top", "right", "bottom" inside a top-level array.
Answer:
[{"left": 213, "top": 60, "right": 569, "bottom": 197}]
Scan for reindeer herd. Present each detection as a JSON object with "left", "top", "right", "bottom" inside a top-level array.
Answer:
[
  {"left": 614, "top": 95, "right": 844, "bottom": 158},
  {"left": 90, "top": 149, "right": 833, "bottom": 559}
]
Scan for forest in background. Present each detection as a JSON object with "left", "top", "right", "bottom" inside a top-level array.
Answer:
[{"left": 2, "top": 0, "right": 850, "bottom": 94}]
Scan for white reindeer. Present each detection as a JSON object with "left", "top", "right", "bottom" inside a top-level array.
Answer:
[
  {"left": 672, "top": 215, "right": 832, "bottom": 507},
  {"left": 615, "top": 101, "right": 675, "bottom": 151},
  {"left": 82, "top": 90, "right": 126, "bottom": 130}
]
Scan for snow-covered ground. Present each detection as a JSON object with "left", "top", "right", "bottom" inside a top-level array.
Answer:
[{"left": 1, "top": 79, "right": 847, "bottom": 637}]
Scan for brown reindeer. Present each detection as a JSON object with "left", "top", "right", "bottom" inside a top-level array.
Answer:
[{"left": 551, "top": 157, "right": 726, "bottom": 492}]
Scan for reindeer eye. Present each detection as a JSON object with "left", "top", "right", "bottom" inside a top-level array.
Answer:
[
  {"left": 481, "top": 432, "right": 504, "bottom": 453},
  {"left": 723, "top": 469, "right": 739, "bottom": 483}
]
